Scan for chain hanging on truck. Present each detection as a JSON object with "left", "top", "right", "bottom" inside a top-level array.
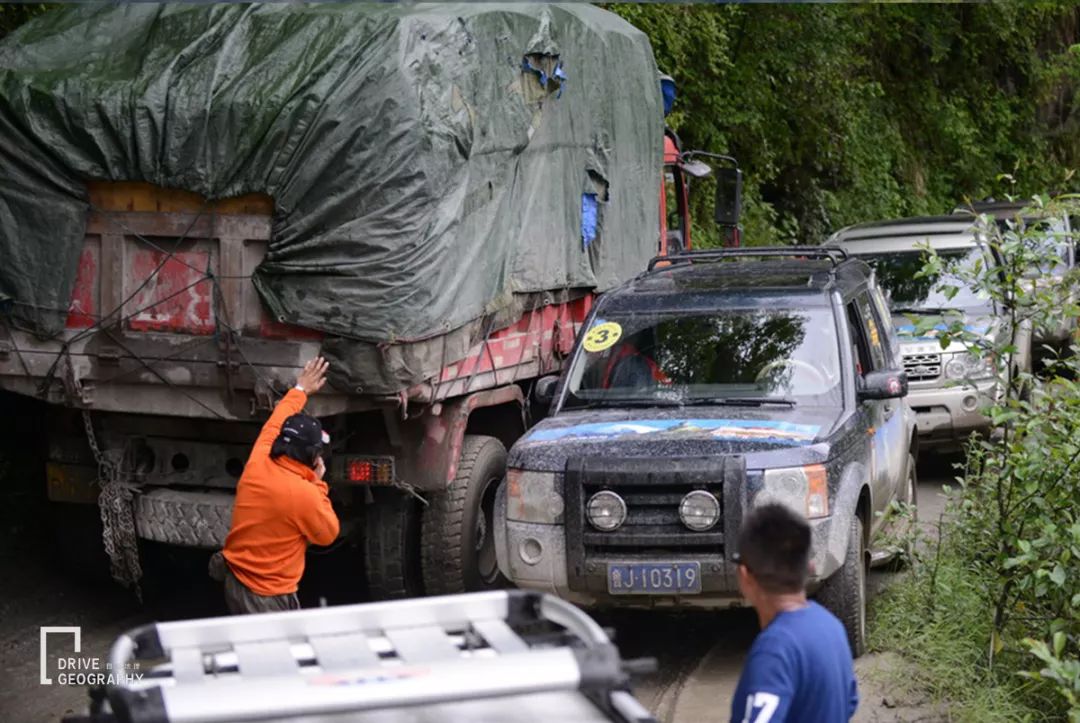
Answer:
[{"left": 82, "top": 409, "right": 144, "bottom": 601}]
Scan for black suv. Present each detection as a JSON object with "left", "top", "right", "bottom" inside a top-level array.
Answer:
[{"left": 494, "top": 247, "right": 918, "bottom": 655}]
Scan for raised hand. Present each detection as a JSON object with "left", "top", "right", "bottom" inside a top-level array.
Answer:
[{"left": 297, "top": 356, "right": 329, "bottom": 394}]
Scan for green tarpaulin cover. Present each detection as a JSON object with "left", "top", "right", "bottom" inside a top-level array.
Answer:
[{"left": 0, "top": 3, "right": 662, "bottom": 393}]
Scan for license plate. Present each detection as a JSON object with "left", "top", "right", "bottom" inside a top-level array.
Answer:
[{"left": 607, "top": 562, "right": 702, "bottom": 595}]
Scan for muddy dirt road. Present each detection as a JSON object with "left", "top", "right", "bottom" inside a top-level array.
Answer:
[{"left": 0, "top": 441, "right": 954, "bottom": 723}]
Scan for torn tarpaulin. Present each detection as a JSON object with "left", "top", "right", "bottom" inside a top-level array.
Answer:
[
  {"left": 0, "top": 3, "right": 663, "bottom": 393},
  {"left": 522, "top": 55, "right": 567, "bottom": 98}
]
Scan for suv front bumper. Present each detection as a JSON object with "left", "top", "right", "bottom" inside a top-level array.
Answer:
[
  {"left": 907, "top": 379, "right": 997, "bottom": 446},
  {"left": 495, "top": 484, "right": 849, "bottom": 610}
]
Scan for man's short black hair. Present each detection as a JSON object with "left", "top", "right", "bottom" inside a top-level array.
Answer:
[{"left": 736, "top": 503, "right": 812, "bottom": 594}]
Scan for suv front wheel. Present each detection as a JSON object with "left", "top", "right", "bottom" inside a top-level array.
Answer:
[{"left": 817, "top": 515, "right": 867, "bottom": 657}]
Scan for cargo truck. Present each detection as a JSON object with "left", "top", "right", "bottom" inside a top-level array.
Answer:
[{"left": 0, "top": 4, "right": 735, "bottom": 599}]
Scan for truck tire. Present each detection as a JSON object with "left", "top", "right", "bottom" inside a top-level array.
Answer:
[
  {"left": 817, "top": 515, "right": 868, "bottom": 658},
  {"left": 134, "top": 490, "right": 233, "bottom": 548},
  {"left": 421, "top": 435, "right": 509, "bottom": 595},
  {"left": 364, "top": 488, "right": 424, "bottom": 600}
]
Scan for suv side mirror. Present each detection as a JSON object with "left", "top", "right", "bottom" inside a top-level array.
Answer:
[
  {"left": 533, "top": 375, "right": 559, "bottom": 407},
  {"left": 858, "top": 369, "right": 908, "bottom": 401},
  {"left": 715, "top": 167, "right": 742, "bottom": 227}
]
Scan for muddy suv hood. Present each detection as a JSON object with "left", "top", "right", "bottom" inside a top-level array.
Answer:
[{"left": 509, "top": 406, "right": 840, "bottom": 472}]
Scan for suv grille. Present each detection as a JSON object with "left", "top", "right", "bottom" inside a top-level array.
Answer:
[
  {"left": 565, "top": 456, "right": 742, "bottom": 558},
  {"left": 564, "top": 456, "right": 744, "bottom": 593},
  {"left": 580, "top": 480, "right": 724, "bottom": 555},
  {"left": 904, "top": 352, "right": 942, "bottom": 381}
]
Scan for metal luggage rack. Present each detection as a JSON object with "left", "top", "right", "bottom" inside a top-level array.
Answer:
[
  {"left": 65, "top": 591, "right": 658, "bottom": 723},
  {"left": 647, "top": 245, "right": 850, "bottom": 270}
]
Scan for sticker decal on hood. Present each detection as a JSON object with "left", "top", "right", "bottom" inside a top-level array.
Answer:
[{"left": 526, "top": 418, "right": 821, "bottom": 444}]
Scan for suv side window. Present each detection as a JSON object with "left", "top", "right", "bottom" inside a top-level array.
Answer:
[
  {"left": 866, "top": 283, "right": 899, "bottom": 367},
  {"left": 846, "top": 302, "right": 873, "bottom": 376},
  {"left": 856, "top": 293, "right": 888, "bottom": 371}
]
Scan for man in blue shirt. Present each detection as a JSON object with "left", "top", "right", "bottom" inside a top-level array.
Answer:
[{"left": 730, "top": 504, "right": 859, "bottom": 723}]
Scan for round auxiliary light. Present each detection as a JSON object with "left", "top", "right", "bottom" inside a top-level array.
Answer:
[
  {"left": 679, "top": 490, "right": 721, "bottom": 531},
  {"left": 586, "top": 491, "right": 627, "bottom": 532}
]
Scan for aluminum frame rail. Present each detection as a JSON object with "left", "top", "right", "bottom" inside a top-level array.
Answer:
[{"left": 71, "top": 590, "right": 657, "bottom": 723}]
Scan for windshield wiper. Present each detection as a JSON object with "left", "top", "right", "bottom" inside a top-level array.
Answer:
[{"left": 684, "top": 396, "right": 798, "bottom": 408}]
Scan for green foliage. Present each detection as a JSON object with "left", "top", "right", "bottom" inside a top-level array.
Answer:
[
  {"left": 869, "top": 549, "right": 1035, "bottom": 722},
  {"left": 874, "top": 196, "right": 1080, "bottom": 720},
  {"left": 1022, "top": 636, "right": 1080, "bottom": 721},
  {"left": 608, "top": 4, "right": 1080, "bottom": 247},
  {"left": 0, "top": 4, "right": 52, "bottom": 40}
]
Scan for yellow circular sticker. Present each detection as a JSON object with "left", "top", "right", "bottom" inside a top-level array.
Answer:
[{"left": 583, "top": 321, "right": 623, "bottom": 352}]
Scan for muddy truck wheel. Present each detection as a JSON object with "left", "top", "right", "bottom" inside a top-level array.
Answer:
[
  {"left": 817, "top": 515, "right": 868, "bottom": 657},
  {"left": 421, "top": 435, "right": 510, "bottom": 595},
  {"left": 363, "top": 488, "right": 424, "bottom": 600}
]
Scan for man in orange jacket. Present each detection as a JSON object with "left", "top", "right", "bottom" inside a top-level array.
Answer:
[{"left": 221, "top": 356, "right": 340, "bottom": 614}]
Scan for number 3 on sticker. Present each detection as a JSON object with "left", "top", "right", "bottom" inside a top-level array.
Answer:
[{"left": 583, "top": 321, "right": 622, "bottom": 352}]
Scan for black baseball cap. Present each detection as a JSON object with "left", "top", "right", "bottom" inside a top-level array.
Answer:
[{"left": 279, "top": 414, "right": 330, "bottom": 449}]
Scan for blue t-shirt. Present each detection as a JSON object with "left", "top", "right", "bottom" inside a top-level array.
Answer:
[{"left": 730, "top": 601, "right": 858, "bottom": 723}]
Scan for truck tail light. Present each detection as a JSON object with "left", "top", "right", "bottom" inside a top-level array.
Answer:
[{"left": 345, "top": 456, "right": 394, "bottom": 484}]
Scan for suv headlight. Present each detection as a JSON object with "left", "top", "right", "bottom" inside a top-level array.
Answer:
[
  {"left": 758, "top": 465, "right": 829, "bottom": 519},
  {"left": 506, "top": 470, "right": 564, "bottom": 524},
  {"left": 943, "top": 351, "right": 995, "bottom": 381}
]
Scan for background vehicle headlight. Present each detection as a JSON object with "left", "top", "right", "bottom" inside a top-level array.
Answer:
[
  {"left": 586, "top": 490, "right": 627, "bottom": 531},
  {"left": 506, "top": 470, "right": 564, "bottom": 523},
  {"left": 679, "top": 490, "right": 720, "bottom": 531},
  {"left": 758, "top": 465, "right": 829, "bottom": 519},
  {"left": 944, "top": 352, "right": 994, "bottom": 381}
]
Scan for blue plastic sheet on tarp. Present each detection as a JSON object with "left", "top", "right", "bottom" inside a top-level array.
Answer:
[
  {"left": 582, "top": 193, "right": 598, "bottom": 248},
  {"left": 660, "top": 74, "right": 675, "bottom": 116}
]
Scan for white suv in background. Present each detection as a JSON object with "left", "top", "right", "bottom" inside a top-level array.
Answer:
[
  {"left": 953, "top": 200, "right": 1077, "bottom": 350},
  {"left": 827, "top": 216, "right": 1032, "bottom": 449}
]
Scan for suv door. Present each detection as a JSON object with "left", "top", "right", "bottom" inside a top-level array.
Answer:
[
  {"left": 847, "top": 290, "right": 905, "bottom": 527},
  {"left": 863, "top": 285, "right": 910, "bottom": 496}
]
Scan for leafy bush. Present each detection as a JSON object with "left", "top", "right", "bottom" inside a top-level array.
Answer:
[
  {"left": 873, "top": 195, "right": 1080, "bottom": 720},
  {"left": 608, "top": 4, "right": 1080, "bottom": 247}
]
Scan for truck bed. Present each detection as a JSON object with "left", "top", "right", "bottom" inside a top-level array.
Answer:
[{"left": 0, "top": 183, "right": 589, "bottom": 420}]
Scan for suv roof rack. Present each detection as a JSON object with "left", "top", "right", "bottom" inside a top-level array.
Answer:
[
  {"left": 647, "top": 245, "right": 848, "bottom": 271},
  {"left": 63, "top": 590, "right": 658, "bottom": 723}
]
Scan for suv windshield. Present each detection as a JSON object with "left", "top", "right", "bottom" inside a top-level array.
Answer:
[
  {"left": 565, "top": 308, "right": 842, "bottom": 408},
  {"left": 997, "top": 217, "right": 1072, "bottom": 278},
  {"left": 858, "top": 248, "right": 991, "bottom": 314}
]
